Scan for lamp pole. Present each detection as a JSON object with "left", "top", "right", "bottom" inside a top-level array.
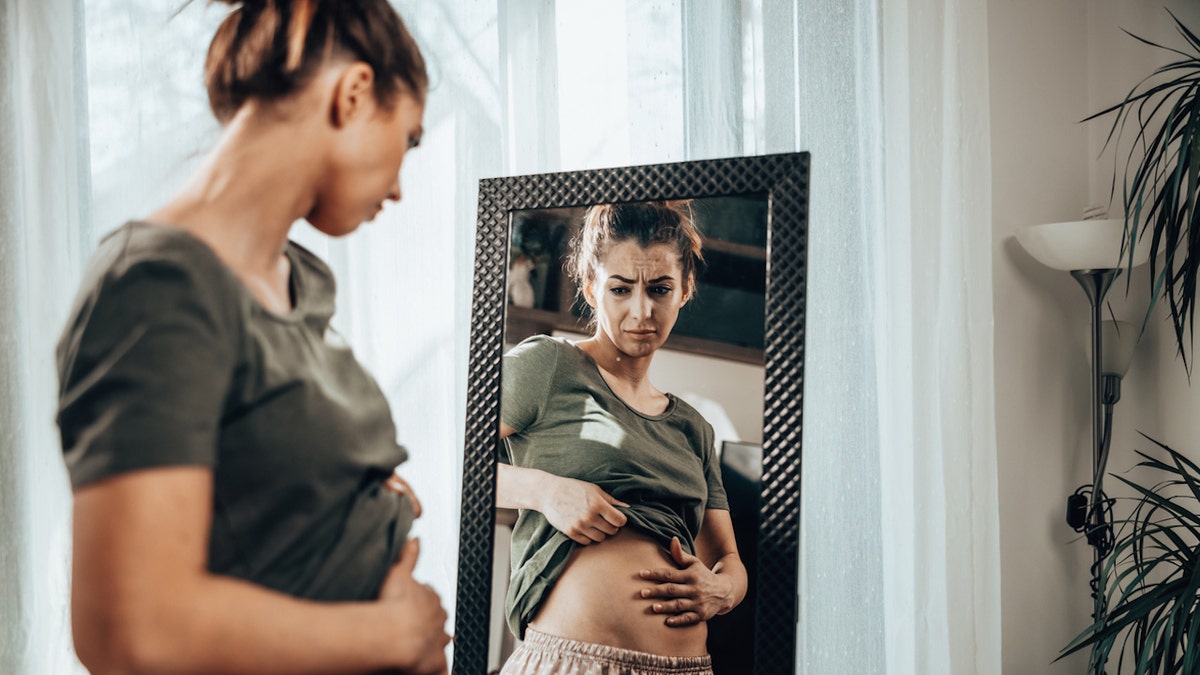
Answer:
[{"left": 1070, "top": 268, "right": 1120, "bottom": 675}]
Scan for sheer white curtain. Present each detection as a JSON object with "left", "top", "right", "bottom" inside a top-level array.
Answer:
[
  {"left": 1, "top": 0, "right": 92, "bottom": 672},
  {"left": 2, "top": 0, "right": 1001, "bottom": 673},
  {"left": 879, "top": 0, "right": 1001, "bottom": 672},
  {"left": 487, "top": 1, "right": 1003, "bottom": 672}
]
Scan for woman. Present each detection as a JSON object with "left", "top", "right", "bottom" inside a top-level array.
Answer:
[
  {"left": 55, "top": 1, "right": 450, "bottom": 673},
  {"left": 497, "top": 202, "right": 748, "bottom": 674}
]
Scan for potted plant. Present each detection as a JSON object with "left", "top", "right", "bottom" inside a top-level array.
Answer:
[
  {"left": 1061, "top": 10, "right": 1200, "bottom": 673},
  {"left": 1060, "top": 437, "right": 1200, "bottom": 674},
  {"left": 1090, "top": 10, "right": 1200, "bottom": 370},
  {"left": 509, "top": 214, "right": 567, "bottom": 310}
]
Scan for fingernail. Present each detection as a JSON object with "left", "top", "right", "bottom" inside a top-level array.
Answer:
[
  {"left": 654, "top": 603, "right": 662, "bottom": 611},
  {"left": 641, "top": 589, "right": 650, "bottom": 597}
]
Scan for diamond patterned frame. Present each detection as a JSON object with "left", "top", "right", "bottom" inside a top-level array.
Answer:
[{"left": 453, "top": 152, "right": 809, "bottom": 675}]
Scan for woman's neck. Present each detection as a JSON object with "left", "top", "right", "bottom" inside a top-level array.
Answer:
[
  {"left": 146, "top": 105, "right": 323, "bottom": 279},
  {"left": 578, "top": 335, "right": 659, "bottom": 395}
]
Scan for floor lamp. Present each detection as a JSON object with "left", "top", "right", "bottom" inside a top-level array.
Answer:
[{"left": 1016, "top": 218, "right": 1145, "bottom": 675}]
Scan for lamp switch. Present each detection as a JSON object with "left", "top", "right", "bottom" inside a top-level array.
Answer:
[{"left": 1066, "top": 493, "right": 1088, "bottom": 530}]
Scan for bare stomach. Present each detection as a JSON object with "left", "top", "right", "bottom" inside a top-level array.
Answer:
[{"left": 528, "top": 528, "right": 708, "bottom": 657}]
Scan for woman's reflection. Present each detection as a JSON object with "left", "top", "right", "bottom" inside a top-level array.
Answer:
[{"left": 495, "top": 202, "right": 747, "bottom": 674}]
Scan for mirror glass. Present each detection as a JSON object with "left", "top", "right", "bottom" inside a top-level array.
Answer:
[
  {"left": 488, "top": 196, "right": 768, "bottom": 674},
  {"left": 453, "top": 152, "right": 811, "bottom": 672}
]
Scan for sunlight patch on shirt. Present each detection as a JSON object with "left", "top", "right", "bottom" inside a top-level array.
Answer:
[{"left": 578, "top": 397, "right": 627, "bottom": 447}]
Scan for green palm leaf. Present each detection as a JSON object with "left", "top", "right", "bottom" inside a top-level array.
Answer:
[
  {"left": 1091, "top": 12, "right": 1200, "bottom": 371},
  {"left": 1059, "top": 437, "right": 1200, "bottom": 673}
]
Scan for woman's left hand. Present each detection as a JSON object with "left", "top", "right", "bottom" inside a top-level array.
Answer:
[
  {"left": 385, "top": 473, "right": 422, "bottom": 518},
  {"left": 638, "top": 536, "right": 734, "bottom": 627}
]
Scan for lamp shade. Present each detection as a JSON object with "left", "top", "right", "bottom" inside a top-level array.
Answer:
[
  {"left": 1016, "top": 219, "right": 1150, "bottom": 271},
  {"left": 1101, "top": 320, "right": 1138, "bottom": 378}
]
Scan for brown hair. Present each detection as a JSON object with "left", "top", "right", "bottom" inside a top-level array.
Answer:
[
  {"left": 568, "top": 200, "right": 705, "bottom": 297},
  {"left": 202, "top": 0, "right": 427, "bottom": 124}
]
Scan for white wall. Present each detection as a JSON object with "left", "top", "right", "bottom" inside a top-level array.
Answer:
[
  {"left": 990, "top": 2, "right": 1092, "bottom": 670},
  {"left": 991, "top": 2, "right": 1200, "bottom": 673},
  {"left": 648, "top": 348, "right": 765, "bottom": 448}
]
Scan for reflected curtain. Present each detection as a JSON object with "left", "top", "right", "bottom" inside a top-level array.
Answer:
[{"left": 2, "top": 1, "right": 1000, "bottom": 674}]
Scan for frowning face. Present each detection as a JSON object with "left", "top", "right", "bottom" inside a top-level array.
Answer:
[{"left": 584, "top": 240, "right": 690, "bottom": 360}]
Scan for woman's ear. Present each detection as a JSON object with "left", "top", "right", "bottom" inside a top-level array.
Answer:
[
  {"left": 581, "top": 278, "right": 597, "bottom": 308},
  {"left": 680, "top": 276, "right": 693, "bottom": 307},
  {"left": 329, "top": 62, "right": 376, "bottom": 128}
]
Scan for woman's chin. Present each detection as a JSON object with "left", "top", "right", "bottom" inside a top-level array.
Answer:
[
  {"left": 307, "top": 212, "right": 364, "bottom": 238},
  {"left": 616, "top": 338, "right": 664, "bottom": 359}
]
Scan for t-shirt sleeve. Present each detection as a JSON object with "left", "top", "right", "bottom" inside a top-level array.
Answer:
[
  {"left": 498, "top": 336, "right": 559, "bottom": 465},
  {"left": 700, "top": 423, "right": 730, "bottom": 510},
  {"left": 500, "top": 336, "right": 559, "bottom": 433},
  {"left": 56, "top": 254, "right": 239, "bottom": 489}
]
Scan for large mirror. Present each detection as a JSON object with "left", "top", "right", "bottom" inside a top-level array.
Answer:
[{"left": 454, "top": 153, "right": 809, "bottom": 675}]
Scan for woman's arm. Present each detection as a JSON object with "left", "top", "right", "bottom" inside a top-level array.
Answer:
[
  {"left": 496, "top": 421, "right": 628, "bottom": 545},
  {"left": 72, "top": 466, "right": 450, "bottom": 675},
  {"left": 637, "top": 510, "right": 749, "bottom": 626}
]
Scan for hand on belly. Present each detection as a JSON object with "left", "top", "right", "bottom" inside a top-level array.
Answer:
[
  {"left": 638, "top": 536, "right": 736, "bottom": 627},
  {"left": 529, "top": 529, "right": 709, "bottom": 656}
]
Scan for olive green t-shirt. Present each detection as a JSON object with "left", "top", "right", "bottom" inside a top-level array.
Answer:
[
  {"left": 500, "top": 335, "right": 729, "bottom": 638},
  {"left": 56, "top": 221, "right": 413, "bottom": 601}
]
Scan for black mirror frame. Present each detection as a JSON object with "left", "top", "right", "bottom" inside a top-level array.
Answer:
[{"left": 453, "top": 152, "right": 809, "bottom": 675}]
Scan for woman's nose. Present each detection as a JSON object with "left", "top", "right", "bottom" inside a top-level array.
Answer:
[
  {"left": 630, "top": 290, "right": 652, "bottom": 319},
  {"left": 386, "top": 176, "right": 402, "bottom": 203}
]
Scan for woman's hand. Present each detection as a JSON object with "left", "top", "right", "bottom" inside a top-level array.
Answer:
[
  {"left": 377, "top": 538, "right": 451, "bottom": 674},
  {"left": 540, "top": 475, "right": 630, "bottom": 546},
  {"left": 638, "top": 536, "right": 737, "bottom": 627},
  {"left": 496, "top": 463, "right": 628, "bottom": 545},
  {"left": 385, "top": 472, "right": 422, "bottom": 518}
]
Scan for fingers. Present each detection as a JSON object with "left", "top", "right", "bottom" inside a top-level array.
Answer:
[
  {"left": 597, "top": 493, "right": 628, "bottom": 528},
  {"left": 642, "top": 588, "right": 706, "bottom": 627},
  {"left": 566, "top": 525, "right": 616, "bottom": 546},
  {"left": 668, "top": 536, "right": 699, "bottom": 567},
  {"left": 639, "top": 566, "right": 679, "bottom": 583},
  {"left": 393, "top": 537, "right": 421, "bottom": 575},
  {"left": 590, "top": 519, "right": 620, "bottom": 537},
  {"left": 639, "top": 582, "right": 689, "bottom": 599},
  {"left": 600, "top": 504, "right": 628, "bottom": 528},
  {"left": 604, "top": 491, "right": 631, "bottom": 508},
  {"left": 386, "top": 474, "right": 422, "bottom": 518},
  {"left": 567, "top": 532, "right": 594, "bottom": 546},
  {"left": 649, "top": 598, "right": 696, "bottom": 614},
  {"left": 664, "top": 611, "right": 703, "bottom": 627}
]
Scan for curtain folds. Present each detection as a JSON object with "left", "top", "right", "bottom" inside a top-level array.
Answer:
[
  {"left": 1, "top": 0, "right": 92, "bottom": 672},
  {"left": 881, "top": 0, "right": 1002, "bottom": 672},
  {"left": 3, "top": 0, "right": 1003, "bottom": 673}
]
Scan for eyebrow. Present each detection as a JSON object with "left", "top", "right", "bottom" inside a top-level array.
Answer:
[{"left": 609, "top": 275, "right": 676, "bottom": 284}]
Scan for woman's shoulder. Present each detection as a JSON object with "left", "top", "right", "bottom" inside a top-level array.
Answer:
[
  {"left": 506, "top": 334, "right": 574, "bottom": 359},
  {"left": 88, "top": 221, "right": 239, "bottom": 292},
  {"left": 68, "top": 222, "right": 247, "bottom": 335},
  {"left": 664, "top": 395, "right": 716, "bottom": 438}
]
